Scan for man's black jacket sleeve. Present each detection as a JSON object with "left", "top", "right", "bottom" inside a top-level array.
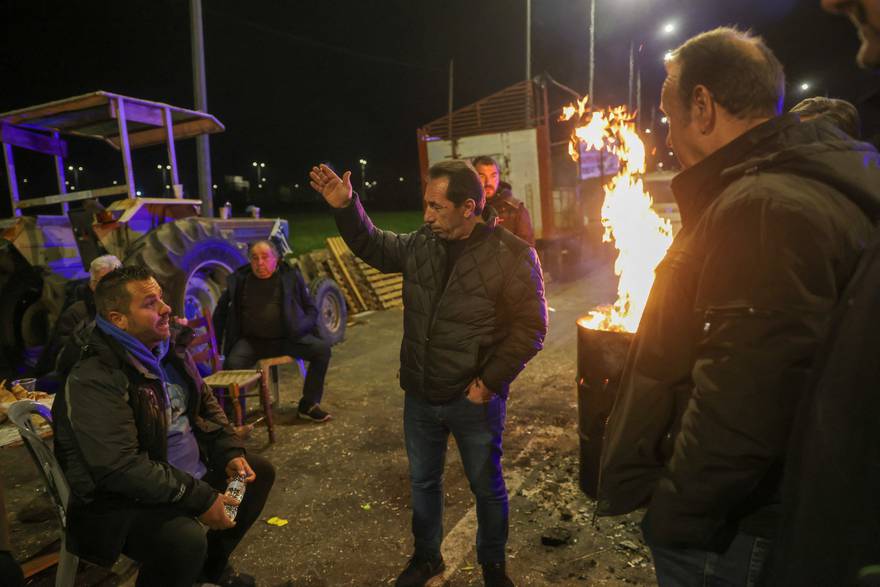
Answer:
[{"left": 333, "top": 194, "right": 413, "bottom": 275}]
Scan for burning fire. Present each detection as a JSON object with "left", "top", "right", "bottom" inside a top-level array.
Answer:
[{"left": 562, "top": 97, "right": 673, "bottom": 333}]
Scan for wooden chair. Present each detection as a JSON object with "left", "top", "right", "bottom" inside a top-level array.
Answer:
[{"left": 186, "top": 311, "right": 304, "bottom": 444}]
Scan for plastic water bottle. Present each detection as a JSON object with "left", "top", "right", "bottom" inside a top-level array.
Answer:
[{"left": 224, "top": 474, "right": 247, "bottom": 522}]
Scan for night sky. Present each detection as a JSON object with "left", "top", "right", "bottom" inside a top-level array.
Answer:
[{"left": 1, "top": 0, "right": 875, "bottom": 212}]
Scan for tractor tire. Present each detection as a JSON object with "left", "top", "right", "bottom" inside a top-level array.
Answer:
[
  {"left": 0, "top": 267, "right": 43, "bottom": 373},
  {"left": 125, "top": 218, "right": 247, "bottom": 320},
  {"left": 309, "top": 277, "right": 347, "bottom": 346}
]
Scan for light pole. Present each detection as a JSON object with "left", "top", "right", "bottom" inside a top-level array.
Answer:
[
  {"left": 358, "top": 158, "right": 367, "bottom": 197},
  {"left": 156, "top": 164, "right": 172, "bottom": 194},
  {"left": 588, "top": 0, "right": 596, "bottom": 100},
  {"left": 67, "top": 164, "right": 84, "bottom": 190},
  {"left": 252, "top": 161, "right": 266, "bottom": 188}
]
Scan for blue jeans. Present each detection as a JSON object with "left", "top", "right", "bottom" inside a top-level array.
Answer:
[
  {"left": 403, "top": 392, "right": 508, "bottom": 564},
  {"left": 648, "top": 533, "right": 772, "bottom": 587}
]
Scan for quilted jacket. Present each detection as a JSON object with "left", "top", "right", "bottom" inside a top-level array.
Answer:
[{"left": 334, "top": 195, "right": 548, "bottom": 403}]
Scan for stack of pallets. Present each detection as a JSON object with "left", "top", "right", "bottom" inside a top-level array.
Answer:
[{"left": 296, "top": 238, "right": 403, "bottom": 314}]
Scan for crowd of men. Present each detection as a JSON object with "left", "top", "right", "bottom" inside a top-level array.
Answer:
[{"left": 0, "top": 1, "right": 878, "bottom": 586}]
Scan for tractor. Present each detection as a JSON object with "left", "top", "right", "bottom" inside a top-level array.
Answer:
[{"left": 0, "top": 91, "right": 346, "bottom": 376}]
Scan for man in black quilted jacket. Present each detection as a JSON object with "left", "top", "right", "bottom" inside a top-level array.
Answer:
[{"left": 310, "top": 160, "right": 547, "bottom": 587}]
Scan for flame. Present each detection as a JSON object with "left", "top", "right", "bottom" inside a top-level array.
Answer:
[{"left": 562, "top": 98, "right": 673, "bottom": 333}]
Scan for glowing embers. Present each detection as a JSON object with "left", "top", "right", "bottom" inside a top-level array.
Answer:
[{"left": 562, "top": 97, "right": 673, "bottom": 333}]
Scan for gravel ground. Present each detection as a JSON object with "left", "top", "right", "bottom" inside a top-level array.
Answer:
[{"left": 3, "top": 265, "right": 658, "bottom": 586}]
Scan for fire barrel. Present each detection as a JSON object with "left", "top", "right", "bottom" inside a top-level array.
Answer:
[{"left": 576, "top": 321, "right": 634, "bottom": 498}]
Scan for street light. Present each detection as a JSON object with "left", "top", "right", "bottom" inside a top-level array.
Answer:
[
  {"left": 358, "top": 158, "right": 367, "bottom": 197},
  {"left": 252, "top": 161, "right": 267, "bottom": 188},
  {"left": 799, "top": 82, "right": 811, "bottom": 92},
  {"left": 661, "top": 21, "right": 676, "bottom": 36},
  {"left": 156, "top": 164, "right": 172, "bottom": 194},
  {"left": 67, "top": 164, "right": 84, "bottom": 187}
]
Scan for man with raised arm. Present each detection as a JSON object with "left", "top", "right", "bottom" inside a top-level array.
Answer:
[{"left": 310, "top": 161, "right": 547, "bottom": 587}]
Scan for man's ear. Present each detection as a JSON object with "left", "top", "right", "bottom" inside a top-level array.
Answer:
[
  {"left": 108, "top": 310, "right": 128, "bottom": 331},
  {"left": 692, "top": 84, "right": 716, "bottom": 135},
  {"left": 463, "top": 199, "right": 477, "bottom": 218}
]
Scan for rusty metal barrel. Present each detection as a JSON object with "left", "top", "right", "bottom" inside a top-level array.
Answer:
[{"left": 576, "top": 321, "right": 633, "bottom": 498}]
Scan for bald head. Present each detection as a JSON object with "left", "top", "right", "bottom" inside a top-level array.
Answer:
[{"left": 667, "top": 27, "right": 785, "bottom": 121}]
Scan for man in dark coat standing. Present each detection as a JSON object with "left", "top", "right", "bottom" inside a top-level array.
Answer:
[
  {"left": 597, "top": 27, "right": 880, "bottom": 586},
  {"left": 214, "top": 240, "right": 333, "bottom": 422},
  {"left": 472, "top": 156, "right": 535, "bottom": 246},
  {"left": 310, "top": 160, "right": 547, "bottom": 587},
  {"left": 764, "top": 2, "right": 880, "bottom": 585}
]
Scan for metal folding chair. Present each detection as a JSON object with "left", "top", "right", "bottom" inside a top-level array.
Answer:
[{"left": 7, "top": 400, "right": 79, "bottom": 587}]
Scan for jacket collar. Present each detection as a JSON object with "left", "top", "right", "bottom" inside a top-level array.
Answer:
[
  {"left": 85, "top": 322, "right": 184, "bottom": 382},
  {"left": 671, "top": 114, "right": 800, "bottom": 228}
]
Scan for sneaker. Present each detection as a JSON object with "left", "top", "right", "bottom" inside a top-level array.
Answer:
[
  {"left": 297, "top": 403, "right": 332, "bottom": 423},
  {"left": 395, "top": 555, "right": 445, "bottom": 587},
  {"left": 482, "top": 562, "right": 514, "bottom": 587}
]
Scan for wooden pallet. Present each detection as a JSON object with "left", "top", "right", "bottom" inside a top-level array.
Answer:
[{"left": 326, "top": 237, "right": 403, "bottom": 310}]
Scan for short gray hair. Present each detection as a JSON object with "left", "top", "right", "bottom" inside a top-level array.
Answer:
[
  {"left": 89, "top": 254, "right": 122, "bottom": 287},
  {"left": 248, "top": 240, "right": 279, "bottom": 259},
  {"left": 669, "top": 27, "right": 785, "bottom": 119}
]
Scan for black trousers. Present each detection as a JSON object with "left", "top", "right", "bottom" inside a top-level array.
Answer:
[
  {"left": 225, "top": 335, "right": 331, "bottom": 409},
  {"left": 122, "top": 454, "right": 275, "bottom": 587}
]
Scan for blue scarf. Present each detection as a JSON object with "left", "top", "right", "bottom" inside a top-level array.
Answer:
[{"left": 95, "top": 315, "right": 170, "bottom": 383}]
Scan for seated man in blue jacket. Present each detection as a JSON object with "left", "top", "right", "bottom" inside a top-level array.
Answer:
[{"left": 214, "top": 240, "right": 333, "bottom": 422}]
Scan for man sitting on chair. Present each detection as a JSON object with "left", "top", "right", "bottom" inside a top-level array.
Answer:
[
  {"left": 214, "top": 240, "right": 333, "bottom": 422},
  {"left": 53, "top": 265, "right": 274, "bottom": 587}
]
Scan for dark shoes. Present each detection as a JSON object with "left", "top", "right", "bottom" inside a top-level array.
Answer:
[
  {"left": 297, "top": 403, "right": 332, "bottom": 423},
  {"left": 482, "top": 562, "right": 514, "bottom": 587},
  {"left": 395, "top": 555, "right": 445, "bottom": 586}
]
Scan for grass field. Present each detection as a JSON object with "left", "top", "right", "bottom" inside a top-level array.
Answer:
[{"left": 280, "top": 210, "right": 424, "bottom": 254}]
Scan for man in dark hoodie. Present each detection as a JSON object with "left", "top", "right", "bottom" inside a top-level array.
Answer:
[
  {"left": 472, "top": 156, "right": 535, "bottom": 246},
  {"left": 53, "top": 266, "right": 274, "bottom": 587},
  {"left": 596, "top": 27, "right": 880, "bottom": 586},
  {"left": 214, "top": 239, "right": 333, "bottom": 422},
  {"left": 764, "top": 2, "right": 880, "bottom": 585}
]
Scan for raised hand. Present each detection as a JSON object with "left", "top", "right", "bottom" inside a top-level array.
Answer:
[{"left": 309, "top": 164, "right": 353, "bottom": 209}]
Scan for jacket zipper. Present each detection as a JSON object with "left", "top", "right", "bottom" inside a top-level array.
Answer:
[{"left": 421, "top": 231, "right": 484, "bottom": 392}]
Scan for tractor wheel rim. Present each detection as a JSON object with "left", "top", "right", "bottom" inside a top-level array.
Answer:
[
  {"left": 184, "top": 260, "right": 235, "bottom": 320},
  {"left": 320, "top": 293, "right": 342, "bottom": 333}
]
